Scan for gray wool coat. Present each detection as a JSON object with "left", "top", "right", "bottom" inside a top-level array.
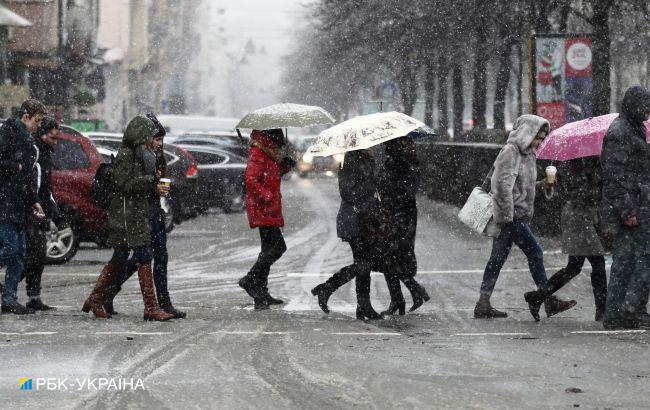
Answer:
[{"left": 491, "top": 114, "right": 553, "bottom": 225}]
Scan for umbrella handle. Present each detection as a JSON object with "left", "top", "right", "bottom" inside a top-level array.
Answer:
[{"left": 236, "top": 128, "right": 244, "bottom": 142}]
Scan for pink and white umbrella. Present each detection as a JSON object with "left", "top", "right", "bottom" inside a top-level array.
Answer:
[{"left": 536, "top": 113, "right": 650, "bottom": 161}]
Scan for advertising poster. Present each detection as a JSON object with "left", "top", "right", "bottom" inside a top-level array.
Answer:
[{"left": 530, "top": 35, "right": 593, "bottom": 129}]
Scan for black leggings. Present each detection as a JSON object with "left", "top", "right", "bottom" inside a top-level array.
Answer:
[
  {"left": 323, "top": 237, "right": 375, "bottom": 300},
  {"left": 247, "top": 227, "right": 287, "bottom": 289},
  {"left": 546, "top": 255, "right": 607, "bottom": 309}
]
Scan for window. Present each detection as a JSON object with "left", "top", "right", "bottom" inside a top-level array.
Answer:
[
  {"left": 52, "top": 140, "right": 90, "bottom": 170},
  {"left": 189, "top": 151, "right": 226, "bottom": 165}
]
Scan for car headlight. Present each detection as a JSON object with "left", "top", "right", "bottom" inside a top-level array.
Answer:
[
  {"left": 302, "top": 153, "right": 313, "bottom": 164},
  {"left": 333, "top": 153, "right": 344, "bottom": 163}
]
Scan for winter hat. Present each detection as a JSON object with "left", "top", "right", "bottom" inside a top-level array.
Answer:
[{"left": 146, "top": 113, "right": 166, "bottom": 138}]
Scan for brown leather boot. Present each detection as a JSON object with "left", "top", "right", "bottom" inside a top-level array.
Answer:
[
  {"left": 544, "top": 295, "right": 577, "bottom": 317},
  {"left": 137, "top": 264, "right": 174, "bottom": 321},
  {"left": 82, "top": 263, "right": 120, "bottom": 319}
]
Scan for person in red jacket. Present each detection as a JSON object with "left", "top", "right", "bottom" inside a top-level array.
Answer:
[{"left": 239, "top": 129, "right": 295, "bottom": 309}]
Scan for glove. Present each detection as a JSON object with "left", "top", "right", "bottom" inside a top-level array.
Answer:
[{"left": 282, "top": 156, "right": 297, "bottom": 169}]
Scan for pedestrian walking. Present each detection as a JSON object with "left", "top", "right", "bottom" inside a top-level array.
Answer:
[
  {"left": 102, "top": 114, "right": 185, "bottom": 318},
  {"left": 600, "top": 85, "right": 650, "bottom": 329},
  {"left": 524, "top": 158, "right": 607, "bottom": 321},
  {"left": 0, "top": 99, "right": 46, "bottom": 315},
  {"left": 311, "top": 149, "right": 383, "bottom": 320},
  {"left": 238, "top": 129, "right": 294, "bottom": 310},
  {"left": 19, "top": 117, "right": 62, "bottom": 311},
  {"left": 377, "top": 138, "right": 429, "bottom": 315},
  {"left": 474, "top": 114, "right": 575, "bottom": 319},
  {"left": 82, "top": 115, "right": 173, "bottom": 321}
]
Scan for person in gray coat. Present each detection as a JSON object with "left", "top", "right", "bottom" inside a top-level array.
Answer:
[
  {"left": 524, "top": 158, "right": 606, "bottom": 321},
  {"left": 601, "top": 85, "right": 650, "bottom": 329},
  {"left": 475, "top": 114, "right": 576, "bottom": 319}
]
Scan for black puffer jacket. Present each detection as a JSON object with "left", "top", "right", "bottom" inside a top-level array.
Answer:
[
  {"left": 601, "top": 86, "right": 650, "bottom": 229},
  {"left": 336, "top": 150, "right": 377, "bottom": 240},
  {"left": 0, "top": 118, "right": 38, "bottom": 228}
]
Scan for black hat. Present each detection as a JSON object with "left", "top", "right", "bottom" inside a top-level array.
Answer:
[
  {"left": 146, "top": 113, "right": 166, "bottom": 138},
  {"left": 35, "top": 116, "right": 59, "bottom": 139}
]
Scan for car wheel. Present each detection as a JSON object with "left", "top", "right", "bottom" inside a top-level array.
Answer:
[{"left": 45, "top": 220, "right": 79, "bottom": 264}]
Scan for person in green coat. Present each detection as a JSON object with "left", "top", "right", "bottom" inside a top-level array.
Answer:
[{"left": 82, "top": 115, "right": 173, "bottom": 321}]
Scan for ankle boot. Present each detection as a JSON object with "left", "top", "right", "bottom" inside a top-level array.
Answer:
[
  {"left": 523, "top": 290, "right": 546, "bottom": 322},
  {"left": 311, "top": 283, "right": 334, "bottom": 314},
  {"left": 137, "top": 264, "right": 173, "bottom": 321},
  {"left": 82, "top": 263, "right": 120, "bottom": 319},
  {"left": 402, "top": 277, "right": 430, "bottom": 312},
  {"left": 474, "top": 296, "right": 507, "bottom": 318},
  {"left": 103, "top": 284, "right": 121, "bottom": 315},
  {"left": 356, "top": 296, "right": 383, "bottom": 320},
  {"left": 157, "top": 292, "right": 186, "bottom": 318},
  {"left": 544, "top": 295, "right": 577, "bottom": 318},
  {"left": 382, "top": 274, "right": 406, "bottom": 315}
]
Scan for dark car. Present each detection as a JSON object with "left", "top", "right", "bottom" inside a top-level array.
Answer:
[
  {"left": 45, "top": 126, "right": 108, "bottom": 263},
  {"left": 169, "top": 131, "right": 249, "bottom": 158},
  {"left": 175, "top": 144, "right": 247, "bottom": 213},
  {"left": 87, "top": 132, "right": 200, "bottom": 226},
  {"left": 293, "top": 135, "right": 343, "bottom": 177}
]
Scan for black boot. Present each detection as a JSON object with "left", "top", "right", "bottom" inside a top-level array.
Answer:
[
  {"left": 382, "top": 274, "right": 405, "bottom": 315},
  {"left": 1, "top": 302, "right": 35, "bottom": 315},
  {"left": 474, "top": 296, "right": 507, "bottom": 318},
  {"left": 402, "top": 277, "right": 430, "bottom": 312},
  {"left": 311, "top": 283, "right": 334, "bottom": 314},
  {"left": 355, "top": 273, "right": 382, "bottom": 321},
  {"left": 103, "top": 285, "right": 121, "bottom": 315},
  {"left": 259, "top": 277, "right": 284, "bottom": 305},
  {"left": 158, "top": 292, "right": 186, "bottom": 319},
  {"left": 523, "top": 290, "right": 546, "bottom": 322},
  {"left": 238, "top": 275, "right": 260, "bottom": 300},
  {"left": 26, "top": 297, "right": 55, "bottom": 311}
]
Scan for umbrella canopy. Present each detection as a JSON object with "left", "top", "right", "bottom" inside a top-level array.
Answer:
[
  {"left": 307, "top": 111, "right": 426, "bottom": 157},
  {"left": 536, "top": 113, "right": 650, "bottom": 161},
  {"left": 0, "top": 5, "right": 31, "bottom": 27},
  {"left": 235, "top": 103, "right": 335, "bottom": 130}
]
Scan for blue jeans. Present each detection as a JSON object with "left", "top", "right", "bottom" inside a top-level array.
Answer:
[
  {"left": 479, "top": 220, "right": 548, "bottom": 298},
  {"left": 0, "top": 224, "right": 27, "bottom": 305}
]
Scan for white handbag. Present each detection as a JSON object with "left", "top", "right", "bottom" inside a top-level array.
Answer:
[{"left": 458, "top": 166, "right": 501, "bottom": 237}]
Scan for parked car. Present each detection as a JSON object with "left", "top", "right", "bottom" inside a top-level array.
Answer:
[
  {"left": 294, "top": 135, "right": 343, "bottom": 177},
  {"left": 87, "top": 132, "right": 200, "bottom": 226},
  {"left": 156, "top": 115, "right": 239, "bottom": 135},
  {"left": 168, "top": 131, "right": 249, "bottom": 158},
  {"left": 46, "top": 126, "right": 108, "bottom": 263},
  {"left": 175, "top": 144, "right": 247, "bottom": 213}
]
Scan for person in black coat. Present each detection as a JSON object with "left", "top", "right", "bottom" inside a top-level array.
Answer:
[
  {"left": 0, "top": 99, "right": 46, "bottom": 314},
  {"left": 311, "top": 149, "right": 383, "bottom": 320},
  {"left": 601, "top": 85, "right": 650, "bottom": 329},
  {"left": 19, "top": 117, "right": 62, "bottom": 311},
  {"left": 377, "top": 138, "right": 430, "bottom": 315}
]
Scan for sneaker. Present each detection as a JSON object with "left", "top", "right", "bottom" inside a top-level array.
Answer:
[
  {"left": 1, "top": 303, "right": 36, "bottom": 315},
  {"left": 26, "top": 298, "right": 55, "bottom": 311}
]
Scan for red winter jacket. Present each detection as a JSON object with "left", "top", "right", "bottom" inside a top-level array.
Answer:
[{"left": 245, "top": 131, "right": 290, "bottom": 228}]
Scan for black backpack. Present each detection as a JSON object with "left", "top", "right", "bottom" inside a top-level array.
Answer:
[{"left": 91, "top": 156, "right": 115, "bottom": 209}]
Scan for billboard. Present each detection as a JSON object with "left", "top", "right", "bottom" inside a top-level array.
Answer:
[{"left": 530, "top": 34, "right": 593, "bottom": 129}]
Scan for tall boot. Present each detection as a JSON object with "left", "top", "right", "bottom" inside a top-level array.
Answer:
[
  {"left": 402, "top": 276, "right": 430, "bottom": 312},
  {"left": 355, "top": 273, "right": 382, "bottom": 321},
  {"left": 259, "top": 275, "right": 284, "bottom": 305},
  {"left": 381, "top": 274, "right": 405, "bottom": 315},
  {"left": 82, "top": 263, "right": 120, "bottom": 319},
  {"left": 137, "top": 264, "right": 173, "bottom": 321},
  {"left": 103, "top": 284, "right": 121, "bottom": 315},
  {"left": 311, "top": 265, "right": 356, "bottom": 314},
  {"left": 157, "top": 291, "right": 186, "bottom": 319}
]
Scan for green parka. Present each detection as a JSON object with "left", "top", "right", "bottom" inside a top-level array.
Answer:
[{"left": 106, "top": 116, "right": 158, "bottom": 248}]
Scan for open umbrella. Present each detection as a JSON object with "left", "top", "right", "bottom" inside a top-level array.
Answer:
[
  {"left": 537, "top": 113, "right": 650, "bottom": 161},
  {"left": 306, "top": 111, "right": 427, "bottom": 157},
  {"left": 235, "top": 103, "right": 335, "bottom": 130}
]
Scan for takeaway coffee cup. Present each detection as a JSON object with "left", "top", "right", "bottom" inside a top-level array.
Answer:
[
  {"left": 159, "top": 178, "right": 172, "bottom": 188},
  {"left": 545, "top": 166, "right": 557, "bottom": 184}
]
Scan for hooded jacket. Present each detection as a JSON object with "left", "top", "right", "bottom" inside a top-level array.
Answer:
[
  {"left": 601, "top": 86, "right": 650, "bottom": 229},
  {"left": 245, "top": 130, "right": 290, "bottom": 228},
  {"left": 491, "top": 114, "right": 552, "bottom": 224},
  {"left": 106, "top": 116, "right": 159, "bottom": 248},
  {"left": 0, "top": 118, "right": 38, "bottom": 228}
]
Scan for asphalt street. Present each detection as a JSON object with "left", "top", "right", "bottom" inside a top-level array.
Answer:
[{"left": 1, "top": 176, "right": 649, "bottom": 409}]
